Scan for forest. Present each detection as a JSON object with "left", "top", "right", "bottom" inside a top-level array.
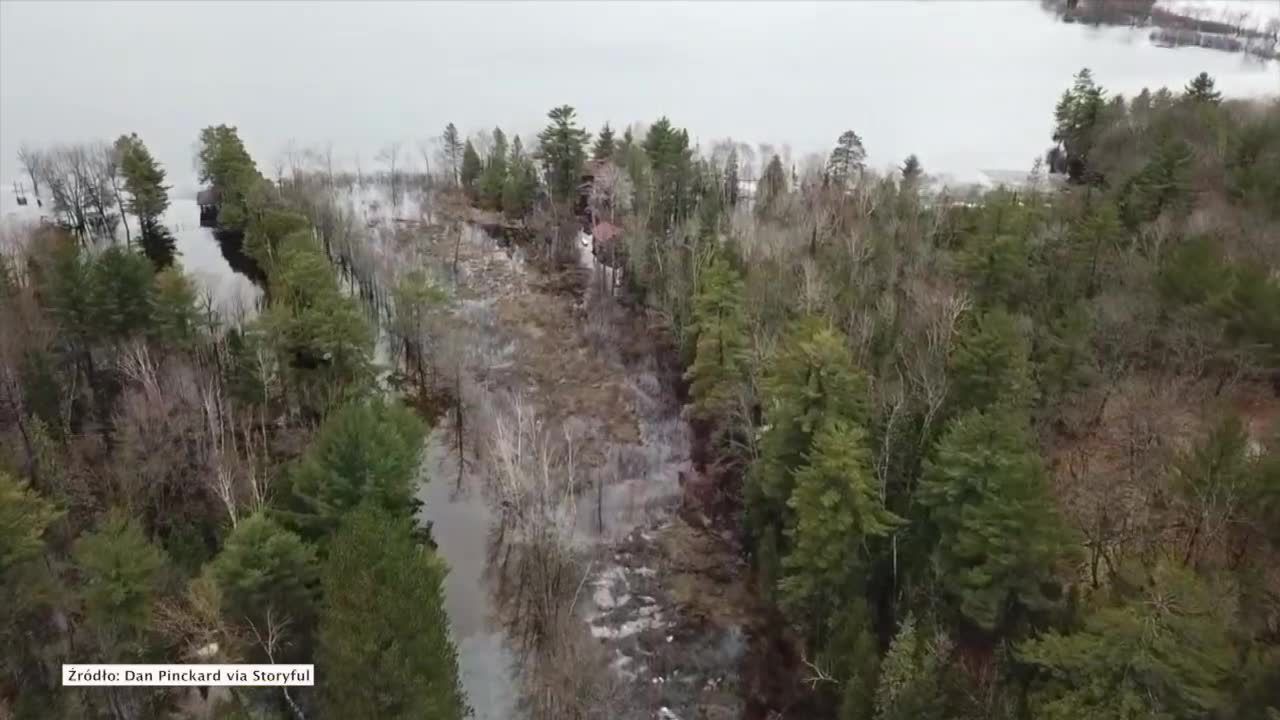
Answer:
[{"left": 2, "top": 67, "right": 1279, "bottom": 720}]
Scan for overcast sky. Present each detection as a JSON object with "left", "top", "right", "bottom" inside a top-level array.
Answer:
[{"left": 2, "top": 1, "right": 1277, "bottom": 190}]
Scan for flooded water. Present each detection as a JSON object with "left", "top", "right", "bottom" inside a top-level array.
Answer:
[
  {"left": 0, "top": 186, "right": 261, "bottom": 320},
  {"left": 2, "top": 2, "right": 1276, "bottom": 192}
]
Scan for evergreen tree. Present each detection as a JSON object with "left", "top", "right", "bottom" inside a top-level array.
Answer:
[
  {"left": 459, "top": 140, "right": 482, "bottom": 198},
  {"left": 280, "top": 398, "right": 426, "bottom": 541},
  {"left": 150, "top": 267, "right": 201, "bottom": 345},
  {"left": 1122, "top": 132, "right": 1194, "bottom": 225},
  {"left": 197, "top": 124, "right": 263, "bottom": 230},
  {"left": 536, "top": 104, "right": 590, "bottom": 204},
  {"left": 724, "top": 148, "right": 740, "bottom": 208},
  {"left": 685, "top": 253, "right": 748, "bottom": 425},
  {"left": 478, "top": 127, "right": 509, "bottom": 210},
  {"left": 1051, "top": 68, "right": 1106, "bottom": 183},
  {"left": 210, "top": 512, "right": 317, "bottom": 637},
  {"left": 73, "top": 512, "right": 167, "bottom": 658},
  {"left": 259, "top": 233, "right": 372, "bottom": 412},
  {"left": 319, "top": 505, "right": 467, "bottom": 720},
  {"left": 0, "top": 473, "right": 63, "bottom": 702},
  {"left": 919, "top": 409, "right": 1070, "bottom": 632},
  {"left": 755, "top": 154, "right": 788, "bottom": 218},
  {"left": 947, "top": 308, "right": 1035, "bottom": 414},
  {"left": 780, "top": 420, "right": 902, "bottom": 629},
  {"left": 441, "top": 122, "right": 463, "bottom": 186},
  {"left": 501, "top": 136, "right": 539, "bottom": 218},
  {"left": 90, "top": 246, "right": 157, "bottom": 340},
  {"left": 1184, "top": 71, "right": 1222, "bottom": 105},
  {"left": 592, "top": 122, "right": 616, "bottom": 160},
  {"left": 874, "top": 615, "right": 947, "bottom": 720},
  {"left": 901, "top": 154, "right": 923, "bottom": 187},
  {"left": 1020, "top": 562, "right": 1234, "bottom": 720},
  {"left": 826, "top": 130, "right": 867, "bottom": 189},
  {"left": 748, "top": 318, "right": 868, "bottom": 547},
  {"left": 643, "top": 117, "right": 695, "bottom": 230},
  {"left": 115, "top": 133, "right": 174, "bottom": 268}
]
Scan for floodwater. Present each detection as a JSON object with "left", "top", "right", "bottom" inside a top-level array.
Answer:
[
  {"left": 0, "top": 185, "right": 261, "bottom": 319},
  {"left": 2, "top": 2, "right": 1276, "bottom": 191}
]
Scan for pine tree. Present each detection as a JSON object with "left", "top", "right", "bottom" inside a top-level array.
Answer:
[
  {"left": 459, "top": 140, "right": 482, "bottom": 199},
  {"left": 441, "top": 122, "right": 463, "bottom": 186},
  {"left": 826, "top": 130, "right": 867, "bottom": 189},
  {"left": 536, "top": 105, "right": 590, "bottom": 204},
  {"left": 755, "top": 154, "right": 788, "bottom": 218},
  {"left": 592, "top": 122, "right": 616, "bottom": 161},
  {"left": 1051, "top": 68, "right": 1107, "bottom": 183},
  {"left": 210, "top": 512, "right": 317, "bottom": 636},
  {"left": 1184, "top": 71, "right": 1222, "bottom": 105},
  {"left": 724, "top": 148, "right": 740, "bottom": 208},
  {"left": 73, "top": 512, "right": 167, "bottom": 657},
  {"left": 748, "top": 318, "right": 869, "bottom": 545},
  {"left": 90, "top": 246, "right": 157, "bottom": 340},
  {"left": 901, "top": 154, "right": 923, "bottom": 188},
  {"left": 478, "top": 127, "right": 509, "bottom": 210},
  {"left": 780, "top": 420, "right": 902, "bottom": 627},
  {"left": 947, "top": 308, "right": 1035, "bottom": 414},
  {"left": 0, "top": 473, "right": 63, "bottom": 703},
  {"left": 319, "top": 505, "right": 468, "bottom": 720},
  {"left": 1020, "top": 562, "right": 1234, "bottom": 720},
  {"left": 874, "top": 615, "right": 948, "bottom": 720},
  {"left": 919, "top": 409, "right": 1069, "bottom": 632},
  {"left": 150, "top": 266, "right": 201, "bottom": 345},
  {"left": 502, "top": 137, "right": 539, "bottom": 218},
  {"left": 686, "top": 253, "right": 748, "bottom": 425},
  {"left": 115, "top": 133, "right": 174, "bottom": 268},
  {"left": 280, "top": 398, "right": 426, "bottom": 541},
  {"left": 643, "top": 117, "right": 695, "bottom": 230},
  {"left": 197, "top": 124, "right": 264, "bottom": 230}
]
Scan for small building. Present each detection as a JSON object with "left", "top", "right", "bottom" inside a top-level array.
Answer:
[
  {"left": 590, "top": 220, "right": 625, "bottom": 267},
  {"left": 197, "top": 188, "right": 221, "bottom": 227}
]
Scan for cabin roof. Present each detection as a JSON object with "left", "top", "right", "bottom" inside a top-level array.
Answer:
[
  {"left": 592, "top": 221, "right": 622, "bottom": 244},
  {"left": 197, "top": 188, "right": 220, "bottom": 206}
]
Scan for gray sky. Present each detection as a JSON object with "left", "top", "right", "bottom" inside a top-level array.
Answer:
[{"left": 2, "top": 1, "right": 1277, "bottom": 190}]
